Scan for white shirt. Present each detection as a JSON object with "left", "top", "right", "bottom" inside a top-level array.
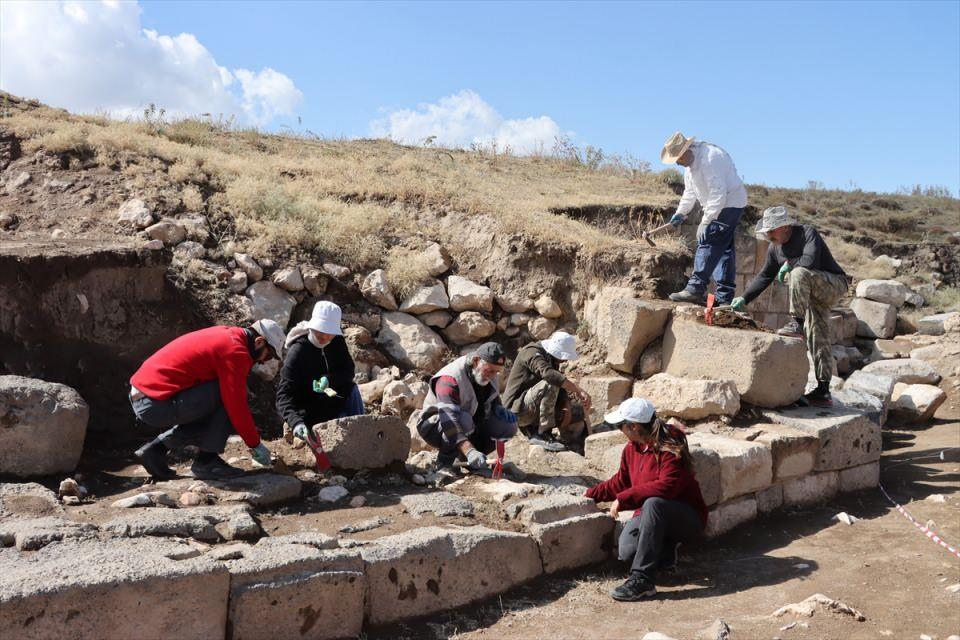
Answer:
[{"left": 675, "top": 142, "right": 748, "bottom": 226}]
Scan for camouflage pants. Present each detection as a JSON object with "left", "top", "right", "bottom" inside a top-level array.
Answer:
[
  {"left": 788, "top": 267, "right": 848, "bottom": 384},
  {"left": 515, "top": 380, "right": 562, "bottom": 434}
]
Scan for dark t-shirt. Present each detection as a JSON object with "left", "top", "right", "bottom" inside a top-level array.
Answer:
[{"left": 743, "top": 225, "right": 846, "bottom": 304}]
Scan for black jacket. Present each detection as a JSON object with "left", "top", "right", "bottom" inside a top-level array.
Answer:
[
  {"left": 276, "top": 335, "right": 355, "bottom": 427},
  {"left": 743, "top": 224, "right": 847, "bottom": 304},
  {"left": 502, "top": 342, "right": 567, "bottom": 411}
]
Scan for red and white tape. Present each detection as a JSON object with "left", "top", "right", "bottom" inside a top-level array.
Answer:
[{"left": 879, "top": 482, "right": 960, "bottom": 560}]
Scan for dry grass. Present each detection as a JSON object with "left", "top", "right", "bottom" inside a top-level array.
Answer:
[{"left": 384, "top": 245, "right": 440, "bottom": 300}]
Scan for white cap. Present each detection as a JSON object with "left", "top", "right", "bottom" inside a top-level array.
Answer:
[
  {"left": 540, "top": 331, "right": 578, "bottom": 361},
  {"left": 604, "top": 397, "right": 656, "bottom": 425},
  {"left": 307, "top": 301, "right": 343, "bottom": 335},
  {"left": 251, "top": 319, "right": 286, "bottom": 357}
]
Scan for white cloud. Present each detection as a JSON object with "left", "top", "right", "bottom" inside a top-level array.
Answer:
[
  {"left": 0, "top": 0, "right": 303, "bottom": 126},
  {"left": 371, "top": 90, "right": 568, "bottom": 154}
]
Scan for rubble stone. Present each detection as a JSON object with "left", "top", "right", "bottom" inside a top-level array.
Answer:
[
  {"left": 850, "top": 298, "right": 897, "bottom": 338},
  {"left": 890, "top": 383, "right": 947, "bottom": 422},
  {"left": 0, "top": 375, "right": 89, "bottom": 477},
  {"left": 145, "top": 220, "right": 187, "bottom": 245},
  {"left": 496, "top": 289, "right": 534, "bottom": 313},
  {"left": 687, "top": 433, "right": 773, "bottom": 501},
  {"left": 530, "top": 513, "right": 613, "bottom": 573},
  {"left": 228, "top": 270, "right": 248, "bottom": 294},
  {"left": 313, "top": 415, "right": 411, "bottom": 470},
  {"left": 377, "top": 312, "right": 448, "bottom": 372},
  {"left": 173, "top": 240, "right": 205, "bottom": 260},
  {"left": 423, "top": 243, "right": 453, "bottom": 276},
  {"left": 448, "top": 275, "right": 494, "bottom": 312},
  {"left": 585, "top": 287, "right": 671, "bottom": 373},
  {"left": 301, "top": 265, "right": 328, "bottom": 296},
  {"left": 234, "top": 253, "right": 263, "bottom": 282},
  {"left": 419, "top": 310, "right": 453, "bottom": 328},
  {"left": 401, "top": 492, "right": 475, "bottom": 518},
  {"left": 322, "top": 263, "right": 350, "bottom": 280},
  {"left": 399, "top": 281, "right": 449, "bottom": 314},
  {"left": 862, "top": 358, "right": 941, "bottom": 385},
  {"left": 443, "top": 311, "right": 496, "bottom": 345},
  {"left": 855, "top": 279, "right": 912, "bottom": 306},
  {"left": 117, "top": 198, "right": 155, "bottom": 229},
  {"left": 705, "top": 496, "right": 757, "bottom": 538},
  {"left": 245, "top": 280, "right": 296, "bottom": 328},
  {"left": 782, "top": 471, "right": 839, "bottom": 507},
  {"left": 634, "top": 374, "right": 740, "bottom": 419},
  {"left": 361, "top": 269, "right": 398, "bottom": 310},
  {"left": 534, "top": 294, "right": 563, "bottom": 318},
  {"left": 528, "top": 317, "right": 557, "bottom": 340},
  {"left": 762, "top": 405, "right": 881, "bottom": 471},
  {"left": 272, "top": 266, "right": 304, "bottom": 292},
  {"left": 639, "top": 340, "right": 663, "bottom": 379},
  {"left": 917, "top": 312, "right": 958, "bottom": 336}
]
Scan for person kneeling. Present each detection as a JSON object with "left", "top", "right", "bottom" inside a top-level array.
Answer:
[
  {"left": 585, "top": 397, "right": 708, "bottom": 601},
  {"left": 416, "top": 342, "right": 518, "bottom": 481}
]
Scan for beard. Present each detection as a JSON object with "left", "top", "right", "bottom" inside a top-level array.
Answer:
[{"left": 471, "top": 365, "right": 492, "bottom": 386}]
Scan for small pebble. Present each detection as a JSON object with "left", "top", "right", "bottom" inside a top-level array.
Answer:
[
  {"left": 178, "top": 491, "right": 202, "bottom": 507},
  {"left": 349, "top": 496, "right": 366, "bottom": 508},
  {"left": 411, "top": 474, "right": 426, "bottom": 486}
]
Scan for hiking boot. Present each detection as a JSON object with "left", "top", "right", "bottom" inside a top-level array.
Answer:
[
  {"left": 668, "top": 289, "right": 707, "bottom": 305},
  {"left": 610, "top": 574, "right": 657, "bottom": 601},
  {"left": 528, "top": 432, "right": 567, "bottom": 452},
  {"left": 135, "top": 441, "right": 176, "bottom": 481},
  {"left": 799, "top": 382, "right": 832, "bottom": 407},
  {"left": 191, "top": 456, "right": 245, "bottom": 480},
  {"left": 777, "top": 316, "right": 804, "bottom": 338},
  {"left": 657, "top": 542, "right": 682, "bottom": 572}
]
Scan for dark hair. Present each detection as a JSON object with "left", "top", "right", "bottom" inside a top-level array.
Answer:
[{"left": 632, "top": 413, "right": 694, "bottom": 472}]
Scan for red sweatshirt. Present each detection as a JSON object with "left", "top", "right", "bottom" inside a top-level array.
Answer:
[
  {"left": 585, "top": 442, "right": 708, "bottom": 527},
  {"left": 130, "top": 326, "right": 261, "bottom": 447}
]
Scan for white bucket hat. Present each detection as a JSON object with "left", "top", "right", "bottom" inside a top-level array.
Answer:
[
  {"left": 604, "top": 397, "right": 656, "bottom": 425},
  {"left": 660, "top": 131, "right": 696, "bottom": 164},
  {"left": 307, "top": 301, "right": 343, "bottom": 336},
  {"left": 754, "top": 206, "right": 798, "bottom": 239},
  {"left": 251, "top": 319, "right": 286, "bottom": 357},
  {"left": 540, "top": 331, "right": 579, "bottom": 361}
]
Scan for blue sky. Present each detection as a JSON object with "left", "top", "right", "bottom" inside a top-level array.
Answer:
[{"left": 3, "top": 1, "right": 958, "bottom": 194}]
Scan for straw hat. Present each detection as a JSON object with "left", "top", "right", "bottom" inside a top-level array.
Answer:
[
  {"left": 660, "top": 131, "right": 695, "bottom": 164},
  {"left": 754, "top": 206, "right": 798, "bottom": 239}
]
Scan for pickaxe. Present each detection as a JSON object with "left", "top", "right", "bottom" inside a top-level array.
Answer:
[{"left": 640, "top": 222, "right": 675, "bottom": 247}]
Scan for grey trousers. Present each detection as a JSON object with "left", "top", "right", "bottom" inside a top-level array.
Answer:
[
  {"left": 131, "top": 380, "right": 234, "bottom": 454},
  {"left": 417, "top": 407, "right": 518, "bottom": 456},
  {"left": 618, "top": 497, "right": 703, "bottom": 582}
]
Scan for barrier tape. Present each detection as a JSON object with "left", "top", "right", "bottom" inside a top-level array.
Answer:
[{"left": 879, "top": 482, "right": 960, "bottom": 560}]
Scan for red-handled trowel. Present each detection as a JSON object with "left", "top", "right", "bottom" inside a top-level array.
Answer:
[{"left": 304, "top": 428, "right": 331, "bottom": 472}]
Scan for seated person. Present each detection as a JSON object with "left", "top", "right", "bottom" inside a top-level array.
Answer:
[
  {"left": 585, "top": 397, "right": 708, "bottom": 601},
  {"left": 416, "top": 342, "right": 518, "bottom": 480},
  {"left": 502, "top": 331, "right": 592, "bottom": 451},
  {"left": 277, "top": 301, "right": 363, "bottom": 442}
]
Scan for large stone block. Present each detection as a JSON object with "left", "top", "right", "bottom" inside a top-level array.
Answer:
[
  {"left": 687, "top": 433, "right": 773, "bottom": 501},
  {"left": 0, "top": 538, "right": 229, "bottom": 640},
  {"left": 578, "top": 375, "right": 633, "bottom": 426},
  {"left": 360, "top": 526, "right": 542, "bottom": 625},
  {"left": 399, "top": 281, "right": 449, "bottom": 314},
  {"left": 689, "top": 445, "right": 721, "bottom": 507},
  {"left": 705, "top": 496, "right": 757, "bottom": 538},
  {"left": 833, "top": 388, "right": 887, "bottom": 427},
  {"left": 313, "top": 415, "right": 411, "bottom": 470},
  {"left": 0, "top": 375, "right": 89, "bottom": 477},
  {"left": 756, "top": 483, "right": 783, "bottom": 513},
  {"left": 911, "top": 340, "right": 960, "bottom": 378},
  {"left": 376, "top": 311, "right": 448, "bottom": 372},
  {"left": 890, "top": 383, "right": 947, "bottom": 423},
  {"left": 530, "top": 513, "right": 613, "bottom": 573},
  {"left": 861, "top": 358, "right": 941, "bottom": 385},
  {"left": 838, "top": 462, "right": 880, "bottom": 493},
  {"left": 762, "top": 405, "right": 881, "bottom": 471},
  {"left": 227, "top": 545, "right": 365, "bottom": 640},
  {"left": 584, "top": 431, "right": 626, "bottom": 477},
  {"left": 849, "top": 298, "right": 896, "bottom": 339},
  {"left": 509, "top": 494, "right": 598, "bottom": 526},
  {"left": 843, "top": 370, "right": 897, "bottom": 406},
  {"left": 661, "top": 319, "right": 809, "bottom": 407},
  {"left": 855, "top": 279, "right": 912, "bottom": 307},
  {"left": 782, "top": 471, "right": 838, "bottom": 507},
  {"left": 733, "top": 424, "right": 819, "bottom": 481},
  {"left": 917, "top": 312, "right": 959, "bottom": 336},
  {"left": 584, "top": 287, "right": 671, "bottom": 373},
  {"left": 245, "top": 280, "right": 297, "bottom": 329},
  {"left": 634, "top": 373, "right": 740, "bottom": 420}
]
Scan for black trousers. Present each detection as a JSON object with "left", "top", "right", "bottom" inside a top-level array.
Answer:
[
  {"left": 131, "top": 380, "right": 234, "bottom": 454},
  {"left": 618, "top": 497, "right": 704, "bottom": 582}
]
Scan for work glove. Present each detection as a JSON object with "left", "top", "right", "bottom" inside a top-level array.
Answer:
[
  {"left": 250, "top": 443, "right": 272, "bottom": 466},
  {"left": 777, "top": 262, "right": 792, "bottom": 284},
  {"left": 466, "top": 448, "right": 488, "bottom": 471},
  {"left": 731, "top": 297, "right": 747, "bottom": 312},
  {"left": 668, "top": 213, "right": 686, "bottom": 227},
  {"left": 493, "top": 405, "right": 518, "bottom": 425},
  {"left": 312, "top": 376, "right": 330, "bottom": 393},
  {"left": 696, "top": 223, "right": 709, "bottom": 244},
  {"left": 293, "top": 423, "right": 310, "bottom": 441}
]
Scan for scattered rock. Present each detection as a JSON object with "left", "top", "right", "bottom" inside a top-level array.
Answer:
[
  {"left": 227, "top": 270, "right": 248, "bottom": 294},
  {"left": 534, "top": 294, "right": 562, "bottom": 318},
  {"left": 696, "top": 618, "right": 731, "bottom": 640},
  {"left": 890, "top": 383, "right": 947, "bottom": 422},
  {"left": 245, "top": 280, "right": 297, "bottom": 328},
  {"left": 317, "top": 486, "right": 350, "bottom": 503},
  {"left": 116, "top": 198, "right": 155, "bottom": 229},
  {"left": 376, "top": 311, "right": 448, "bottom": 371},
  {"left": 111, "top": 492, "right": 177, "bottom": 508},
  {"left": 834, "top": 511, "right": 859, "bottom": 525},
  {"left": 57, "top": 478, "right": 84, "bottom": 500},
  {"left": 855, "top": 279, "right": 912, "bottom": 306},
  {"left": 271, "top": 266, "right": 304, "bottom": 292},
  {"left": 339, "top": 516, "right": 390, "bottom": 533},
  {"left": 861, "top": 358, "right": 940, "bottom": 385},
  {"left": 7, "top": 170, "right": 31, "bottom": 191},
  {"left": 528, "top": 317, "right": 557, "bottom": 340},
  {"left": 634, "top": 373, "right": 740, "bottom": 419},
  {"left": 145, "top": 220, "right": 187, "bottom": 245},
  {"left": 234, "top": 253, "right": 263, "bottom": 282},
  {"left": 448, "top": 275, "right": 494, "bottom": 312},
  {"left": 0, "top": 211, "right": 19, "bottom": 229},
  {"left": 850, "top": 298, "right": 897, "bottom": 339},
  {"left": 349, "top": 495, "right": 366, "bottom": 508},
  {"left": 771, "top": 593, "right": 865, "bottom": 621},
  {"left": 178, "top": 491, "right": 203, "bottom": 507},
  {"left": 399, "top": 281, "right": 449, "bottom": 314},
  {"left": 443, "top": 311, "right": 496, "bottom": 345},
  {"left": 361, "top": 269, "right": 398, "bottom": 310}
]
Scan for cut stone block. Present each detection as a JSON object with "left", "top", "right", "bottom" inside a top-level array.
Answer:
[
  {"left": 849, "top": 298, "right": 896, "bottom": 339},
  {"left": 843, "top": 370, "right": 897, "bottom": 406},
  {"left": 401, "top": 492, "right": 475, "bottom": 518},
  {"left": 634, "top": 373, "right": 740, "bottom": 419},
  {"left": 833, "top": 388, "right": 887, "bottom": 427},
  {"left": 687, "top": 433, "right": 773, "bottom": 501},
  {"left": 207, "top": 473, "right": 302, "bottom": 507},
  {"left": 838, "top": 462, "right": 880, "bottom": 493},
  {"left": 360, "top": 526, "right": 542, "bottom": 625},
  {"left": 584, "top": 431, "right": 627, "bottom": 477},
  {"left": 689, "top": 445, "right": 721, "bottom": 507},
  {"left": 890, "top": 383, "right": 947, "bottom": 423},
  {"left": 0, "top": 482, "right": 63, "bottom": 520},
  {"left": 584, "top": 287, "right": 671, "bottom": 373},
  {"left": 529, "top": 513, "right": 613, "bottom": 573},
  {"left": 732, "top": 424, "right": 819, "bottom": 481},
  {"left": 911, "top": 341, "right": 960, "bottom": 379},
  {"left": 0, "top": 375, "right": 89, "bottom": 477},
  {"left": 103, "top": 505, "right": 253, "bottom": 541},
  {"left": 705, "top": 496, "right": 757, "bottom": 538},
  {"left": 227, "top": 545, "right": 365, "bottom": 640},
  {"left": 578, "top": 375, "right": 633, "bottom": 426},
  {"left": 313, "top": 415, "right": 411, "bottom": 470},
  {"left": 756, "top": 483, "right": 784, "bottom": 513},
  {"left": 917, "top": 312, "right": 958, "bottom": 336},
  {"left": 0, "top": 516, "right": 98, "bottom": 551},
  {"left": 861, "top": 358, "right": 941, "bottom": 385},
  {"left": 0, "top": 538, "right": 229, "bottom": 640},
  {"left": 762, "top": 405, "right": 881, "bottom": 471},
  {"left": 508, "top": 494, "right": 597, "bottom": 526},
  {"left": 855, "top": 279, "right": 912, "bottom": 306},
  {"left": 782, "top": 471, "right": 838, "bottom": 507},
  {"left": 662, "top": 319, "right": 809, "bottom": 408}
]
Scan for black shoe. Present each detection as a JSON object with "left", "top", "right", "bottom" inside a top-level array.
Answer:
[
  {"left": 777, "top": 316, "right": 804, "bottom": 338},
  {"left": 135, "top": 442, "right": 176, "bottom": 480},
  {"left": 528, "top": 433, "right": 567, "bottom": 452},
  {"left": 610, "top": 575, "right": 657, "bottom": 601},
  {"left": 800, "top": 382, "right": 832, "bottom": 407},
  {"left": 191, "top": 456, "right": 245, "bottom": 480},
  {"left": 668, "top": 289, "right": 707, "bottom": 305},
  {"left": 657, "top": 542, "right": 682, "bottom": 572}
]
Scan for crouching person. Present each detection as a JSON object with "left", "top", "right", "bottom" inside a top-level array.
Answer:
[
  {"left": 503, "top": 331, "right": 592, "bottom": 451},
  {"left": 585, "top": 397, "right": 708, "bottom": 601},
  {"left": 130, "top": 320, "right": 285, "bottom": 480},
  {"left": 277, "top": 301, "right": 364, "bottom": 442},
  {"left": 417, "top": 342, "right": 518, "bottom": 481}
]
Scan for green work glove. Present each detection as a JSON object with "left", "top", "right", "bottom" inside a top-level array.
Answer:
[
  {"left": 293, "top": 423, "right": 310, "bottom": 441},
  {"left": 312, "top": 376, "right": 330, "bottom": 393},
  {"left": 777, "top": 262, "right": 791, "bottom": 284},
  {"left": 731, "top": 297, "right": 746, "bottom": 312},
  {"left": 251, "top": 443, "right": 272, "bottom": 466}
]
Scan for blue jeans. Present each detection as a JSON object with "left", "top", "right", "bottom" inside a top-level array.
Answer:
[
  {"left": 339, "top": 385, "right": 365, "bottom": 418},
  {"left": 684, "top": 207, "right": 744, "bottom": 304}
]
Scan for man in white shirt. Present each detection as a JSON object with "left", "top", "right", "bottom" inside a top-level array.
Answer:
[{"left": 660, "top": 132, "right": 748, "bottom": 305}]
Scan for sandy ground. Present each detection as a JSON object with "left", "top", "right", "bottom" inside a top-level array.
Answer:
[{"left": 368, "top": 417, "right": 960, "bottom": 640}]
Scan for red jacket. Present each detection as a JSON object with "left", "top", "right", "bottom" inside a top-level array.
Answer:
[
  {"left": 131, "top": 326, "right": 260, "bottom": 447},
  {"left": 585, "top": 442, "right": 708, "bottom": 527}
]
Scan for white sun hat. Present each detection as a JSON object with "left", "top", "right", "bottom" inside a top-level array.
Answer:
[
  {"left": 603, "top": 397, "right": 656, "bottom": 425},
  {"left": 307, "top": 301, "right": 343, "bottom": 335},
  {"left": 251, "top": 319, "right": 286, "bottom": 357},
  {"left": 754, "top": 206, "right": 798, "bottom": 239},
  {"left": 540, "top": 331, "right": 579, "bottom": 361}
]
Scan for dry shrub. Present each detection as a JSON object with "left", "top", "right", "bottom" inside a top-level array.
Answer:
[
  {"left": 22, "top": 123, "right": 92, "bottom": 155},
  {"left": 384, "top": 245, "right": 439, "bottom": 300},
  {"left": 829, "top": 237, "right": 896, "bottom": 280},
  {"left": 181, "top": 185, "right": 204, "bottom": 211},
  {"left": 164, "top": 118, "right": 216, "bottom": 147}
]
